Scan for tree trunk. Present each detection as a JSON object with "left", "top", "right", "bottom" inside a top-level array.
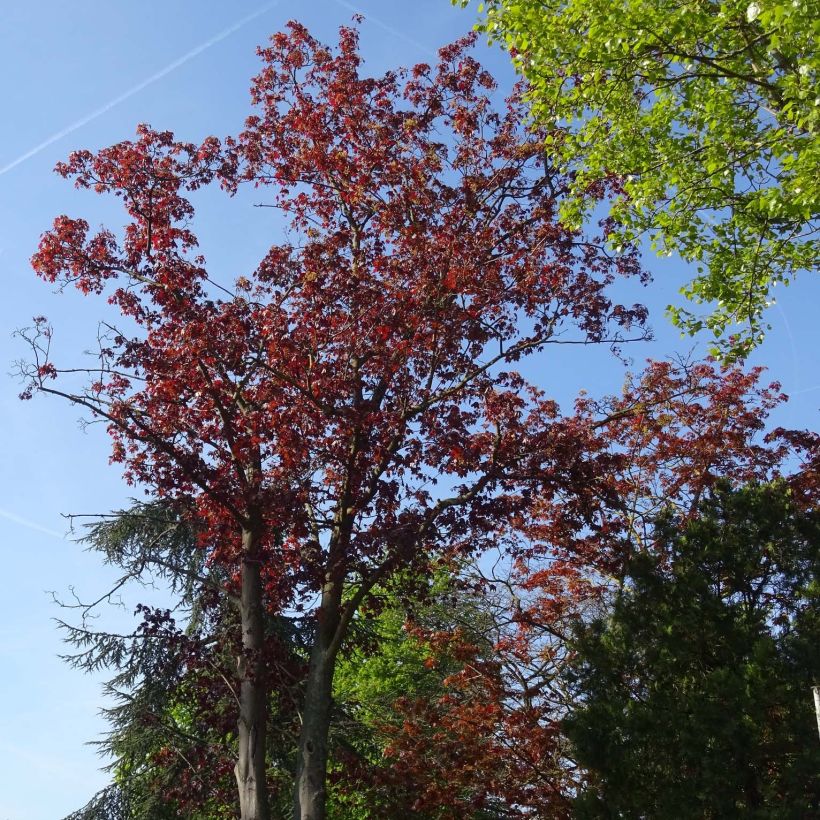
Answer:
[
  {"left": 235, "top": 527, "right": 271, "bottom": 820},
  {"left": 293, "top": 583, "right": 341, "bottom": 820}
]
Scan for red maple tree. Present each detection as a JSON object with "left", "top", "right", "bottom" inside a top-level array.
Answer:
[{"left": 22, "top": 22, "right": 653, "bottom": 820}]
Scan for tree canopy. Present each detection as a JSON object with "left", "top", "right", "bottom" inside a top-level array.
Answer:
[
  {"left": 23, "top": 22, "right": 651, "bottom": 820},
  {"left": 458, "top": 0, "right": 820, "bottom": 355},
  {"left": 60, "top": 361, "right": 818, "bottom": 819},
  {"left": 564, "top": 481, "right": 820, "bottom": 817},
  {"left": 23, "top": 16, "right": 820, "bottom": 820}
]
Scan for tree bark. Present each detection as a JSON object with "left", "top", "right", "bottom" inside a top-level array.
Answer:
[
  {"left": 293, "top": 582, "right": 342, "bottom": 820},
  {"left": 235, "top": 527, "right": 271, "bottom": 820}
]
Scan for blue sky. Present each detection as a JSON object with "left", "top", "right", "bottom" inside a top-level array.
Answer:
[{"left": 0, "top": 2, "right": 817, "bottom": 818}]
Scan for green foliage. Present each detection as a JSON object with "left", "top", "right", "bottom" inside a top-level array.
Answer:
[
  {"left": 329, "top": 582, "right": 497, "bottom": 818},
  {"left": 563, "top": 482, "right": 820, "bottom": 817},
  {"left": 329, "top": 607, "right": 437, "bottom": 819},
  {"left": 60, "top": 503, "right": 240, "bottom": 819},
  {"left": 61, "top": 517, "right": 489, "bottom": 820},
  {"left": 458, "top": 0, "right": 820, "bottom": 356},
  {"left": 333, "top": 608, "right": 440, "bottom": 746}
]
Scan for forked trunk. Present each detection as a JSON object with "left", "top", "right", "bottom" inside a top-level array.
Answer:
[
  {"left": 236, "top": 528, "right": 271, "bottom": 820},
  {"left": 293, "top": 584, "right": 341, "bottom": 820}
]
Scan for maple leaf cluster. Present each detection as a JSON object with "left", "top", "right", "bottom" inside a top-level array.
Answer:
[{"left": 26, "top": 22, "right": 652, "bottom": 609}]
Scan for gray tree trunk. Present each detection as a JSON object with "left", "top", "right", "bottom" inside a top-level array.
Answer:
[
  {"left": 293, "top": 582, "right": 341, "bottom": 820},
  {"left": 235, "top": 528, "right": 271, "bottom": 820}
]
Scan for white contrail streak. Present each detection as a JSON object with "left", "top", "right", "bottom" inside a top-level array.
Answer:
[
  {"left": 0, "top": 1, "right": 280, "bottom": 177},
  {"left": 0, "top": 508, "right": 65, "bottom": 540}
]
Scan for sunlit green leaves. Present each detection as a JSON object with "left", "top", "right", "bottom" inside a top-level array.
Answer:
[{"left": 458, "top": 0, "right": 820, "bottom": 356}]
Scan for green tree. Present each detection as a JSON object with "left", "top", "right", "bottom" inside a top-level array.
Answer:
[
  {"left": 59, "top": 503, "right": 303, "bottom": 820},
  {"left": 60, "top": 507, "right": 493, "bottom": 819},
  {"left": 563, "top": 481, "right": 820, "bottom": 817},
  {"left": 329, "top": 578, "right": 511, "bottom": 819},
  {"left": 458, "top": 0, "right": 819, "bottom": 355}
]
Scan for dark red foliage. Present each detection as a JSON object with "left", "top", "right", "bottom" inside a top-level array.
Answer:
[{"left": 26, "top": 21, "right": 649, "bottom": 611}]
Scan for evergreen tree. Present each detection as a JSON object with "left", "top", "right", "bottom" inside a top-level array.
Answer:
[{"left": 565, "top": 481, "right": 820, "bottom": 818}]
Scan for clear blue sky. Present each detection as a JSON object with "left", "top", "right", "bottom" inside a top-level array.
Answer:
[{"left": 0, "top": 2, "right": 817, "bottom": 818}]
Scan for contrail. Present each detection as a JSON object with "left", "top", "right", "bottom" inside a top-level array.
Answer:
[
  {"left": 333, "top": 0, "right": 437, "bottom": 58},
  {"left": 0, "top": 508, "right": 65, "bottom": 540},
  {"left": 0, "top": 1, "right": 281, "bottom": 177}
]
